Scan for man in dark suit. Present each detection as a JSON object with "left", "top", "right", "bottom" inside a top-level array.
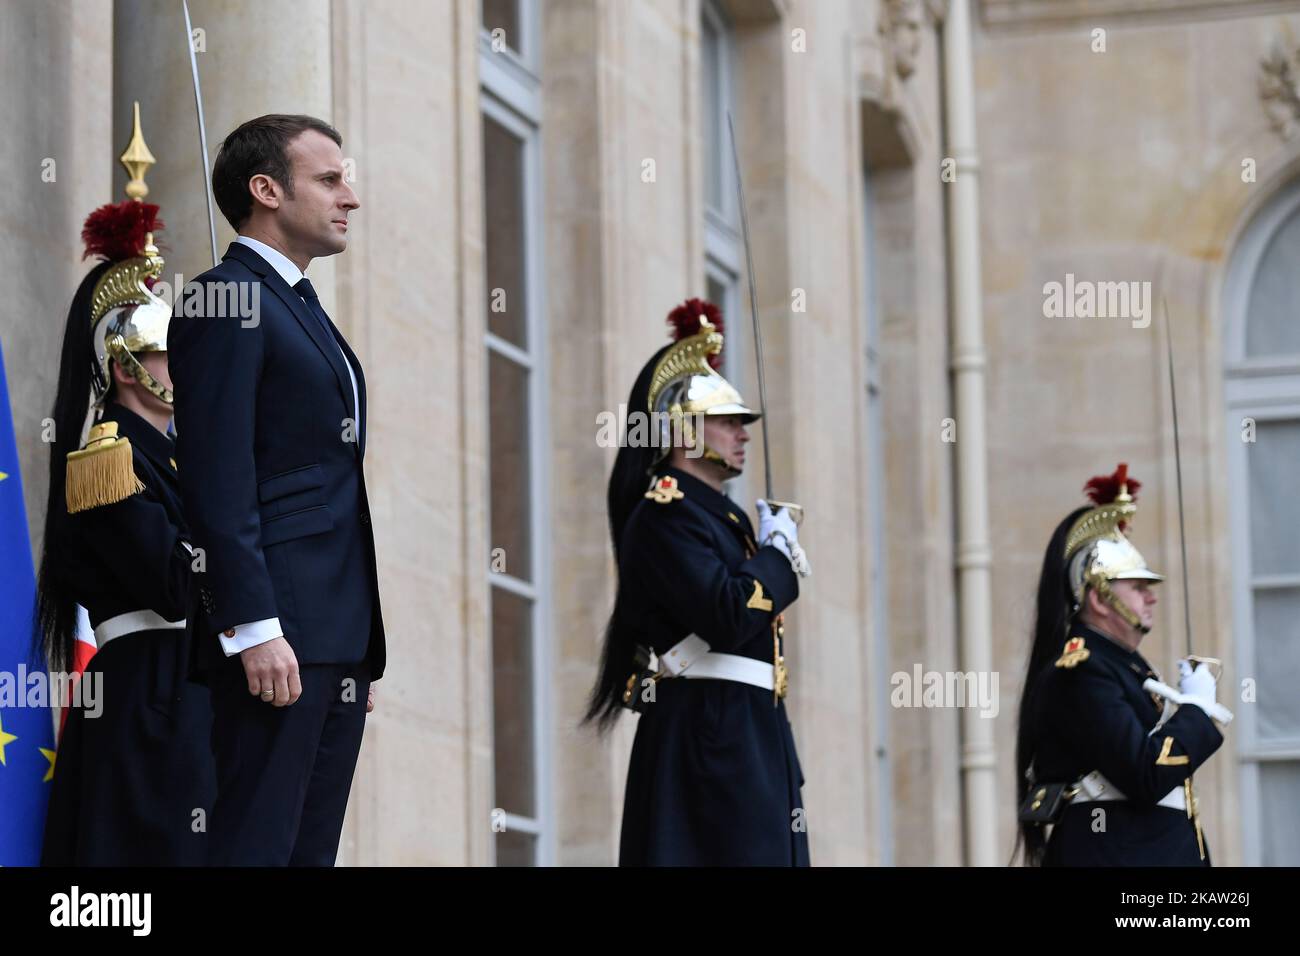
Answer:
[{"left": 168, "top": 114, "right": 385, "bottom": 866}]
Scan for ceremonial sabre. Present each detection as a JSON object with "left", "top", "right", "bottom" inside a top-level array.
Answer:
[
  {"left": 1163, "top": 298, "right": 1194, "bottom": 660},
  {"left": 183, "top": 0, "right": 220, "bottom": 268},
  {"left": 1141, "top": 300, "right": 1230, "bottom": 723},
  {"left": 726, "top": 112, "right": 802, "bottom": 523}
]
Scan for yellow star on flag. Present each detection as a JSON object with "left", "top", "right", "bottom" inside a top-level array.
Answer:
[
  {"left": 0, "top": 712, "right": 17, "bottom": 766},
  {"left": 40, "top": 747, "right": 57, "bottom": 783}
]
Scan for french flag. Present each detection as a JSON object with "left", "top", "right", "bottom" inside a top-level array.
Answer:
[{"left": 60, "top": 605, "right": 97, "bottom": 738}]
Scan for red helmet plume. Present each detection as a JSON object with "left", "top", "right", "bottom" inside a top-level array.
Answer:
[
  {"left": 666, "top": 298, "right": 724, "bottom": 370},
  {"left": 1084, "top": 463, "right": 1142, "bottom": 506},
  {"left": 81, "top": 201, "right": 163, "bottom": 263}
]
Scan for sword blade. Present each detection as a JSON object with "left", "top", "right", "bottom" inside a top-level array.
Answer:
[
  {"left": 183, "top": 0, "right": 220, "bottom": 268},
  {"left": 726, "top": 111, "right": 773, "bottom": 500},
  {"left": 1163, "top": 298, "right": 1193, "bottom": 658}
]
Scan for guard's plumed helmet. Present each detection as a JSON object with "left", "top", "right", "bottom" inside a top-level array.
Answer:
[
  {"left": 1064, "top": 463, "right": 1164, "bottom": 632},
  {"left": 646, "top": 298, "right": 758, "bottom": 473},
  {"left": 83, "top": 102, "right": 172, "bottom": 408}
]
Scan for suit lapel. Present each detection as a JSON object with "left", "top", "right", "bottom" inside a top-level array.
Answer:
[
  {"left": 334, "top": 333, "right": 367, "bottom": 458},
  {"left": 224, "top": 243, "right": 360, "bottom": 456}
]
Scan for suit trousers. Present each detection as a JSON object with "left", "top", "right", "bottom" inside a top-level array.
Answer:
[{"left": 207, "top": 658, "right": 370, "bottom": 866}]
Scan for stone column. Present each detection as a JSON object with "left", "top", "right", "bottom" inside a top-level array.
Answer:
[
  {"left": 0, "top": 0, "right": 112, "bottom": 556},
  {"left": 112, "top": 0, "right": 336, "bottom": 313}
]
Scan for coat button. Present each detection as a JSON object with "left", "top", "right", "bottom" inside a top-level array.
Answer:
[{"left": 360, "top": 511, "right": 370, "bottom": 526}]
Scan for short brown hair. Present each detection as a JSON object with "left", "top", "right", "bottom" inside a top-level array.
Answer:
[{"left": 212, "top": 114, "right": 342, "bottom": 230}]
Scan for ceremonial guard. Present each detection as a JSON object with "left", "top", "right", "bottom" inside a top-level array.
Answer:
[
  {"left": 585, "top": 299, "right": 812, "bottom": 866},
  {"left": 35, "top": 107, "right": 214, "bottom": 865},
  {"left": 1014, "top": 465, "right": 1229, "bottom": 866}
]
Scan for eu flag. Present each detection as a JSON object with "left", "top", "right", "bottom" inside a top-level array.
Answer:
[{"left": 0, "top": 337, "right": 55, "bottom": 865}]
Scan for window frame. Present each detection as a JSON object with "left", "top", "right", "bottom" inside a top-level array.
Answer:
[
  {"left": 479, "top": 6, "right": 553, "bottom": 867},
  {"left": 700, "top": 0, "right": 753, "bottom": 505},
  {"left": 479, "top": 0, "right": 541, "bottom": 85},
  {"left": 701, "top": 0, "right": 740, "bottom": 235},
  {"left": 1222, "top": 176, "right": 1300, "bottom": 866}
]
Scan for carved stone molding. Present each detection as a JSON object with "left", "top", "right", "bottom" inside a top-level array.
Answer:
[
  {"left": 880, "top": 0, "right": 924, "bottom": 79},
  {"left": 1260, "top": 42, "right": 1300, "bottom": 141},
  {"left": 982, "top": 0, "right": 1299, "bottom": 29}
]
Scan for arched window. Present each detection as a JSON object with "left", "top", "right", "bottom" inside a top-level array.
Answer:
[{"left": 1222, "top": 176, "right": 1300, "bottom": 866}]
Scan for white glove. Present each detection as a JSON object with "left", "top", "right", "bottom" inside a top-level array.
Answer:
[
  {"left": 756, "top": 500, "right": 810, "bottom": 577},
  {"left": 1143, "top": 674, "right": 1234, "bottom": 725},
  {"left": 1178, "top": 660, "right": 1217, "bottom": 706},
  {"left": 1176, "top": 660, "right": 1229, "bottom": 721}
]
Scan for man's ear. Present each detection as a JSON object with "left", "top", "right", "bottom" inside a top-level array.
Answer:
[
  {"left": 1083, "top": 586, "right": 1104, "bottom": 618},
  {"left": 248, "top": 173, "right": 282, "bottom": 212},
  {"left": 110, "top": 360, "right": 135, "bottom": 386}
]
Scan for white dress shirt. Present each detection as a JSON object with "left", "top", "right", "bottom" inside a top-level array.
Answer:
[{"left": 218, "top": 235, "right": 362, "bottom": 657}]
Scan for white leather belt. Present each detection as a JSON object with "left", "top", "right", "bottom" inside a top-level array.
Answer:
[
  {"left": 654, "top": 634, "right": 775, "bottom": 692},
  {"left": 1072, "top": 770, "right": 1187, "bottom": 812},
  {"left": 682, "top": 654, "right": 775, "bottom": 691},
  {"left": 93, "top": 610, "right": 186, "bottom": 650}
]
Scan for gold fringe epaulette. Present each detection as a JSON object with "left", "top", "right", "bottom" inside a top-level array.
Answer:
[{"left": 65, "top": 421, "right": 143, "bottom": 513}]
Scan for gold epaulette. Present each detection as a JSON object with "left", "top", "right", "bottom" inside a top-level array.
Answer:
[
  {"left": 644, "top": 475, "right": 685, "bottom": 504},
  {"left": 65, "top": 421, "right": 143, "bottom": 513},
  {"left": 1054, "top": 635, "right": 1091, "bottom": 669}
]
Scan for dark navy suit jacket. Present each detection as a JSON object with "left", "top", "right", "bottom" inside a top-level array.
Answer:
[{"left": 168, "top": 241, "right": 385, "bottom": 678}]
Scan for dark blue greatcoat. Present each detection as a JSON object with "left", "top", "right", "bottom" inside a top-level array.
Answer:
[
  {"left": 1032, "top": 624, "right": 1222, "bottom": 866},
  {"left": 41, "top": 403, "right": 215, "bottom": 866},
  {"left": 616, "top": 467, "right": 808, "bottom": 866}
]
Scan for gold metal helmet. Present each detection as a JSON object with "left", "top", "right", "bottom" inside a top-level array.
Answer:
[
  {"left": 646, "top": 299, "right": 759, "bottom": 474},
  {"left": 85, "top": 102, "right": 172, "bottom": 407},
  {"left": 1064, "top": 463, "right": 1164, "bottom": 632}
]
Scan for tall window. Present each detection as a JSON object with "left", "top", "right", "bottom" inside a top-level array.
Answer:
[
  {"left": 479, "top": 0, "right": 551, "bottom": 867},
  {"left": 1223, "top": 177, "right": 1300, "bottom": 866},
  {"left": 702, "top": 0, "right": 740, "bottom": 357},
  {"left": 701, "top": 0, "right": 750, "bottom": 501}
]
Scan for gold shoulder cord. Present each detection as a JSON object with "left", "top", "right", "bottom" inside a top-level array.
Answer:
[
  {"left": 1185, "top": 778, "right": 1205, "bottom": 861},
  {"left": 745, "top": 531, "right": 789, "bottom": 705},
  {"left": 773, "top": 616, "right": 788, "bottom": 705}
]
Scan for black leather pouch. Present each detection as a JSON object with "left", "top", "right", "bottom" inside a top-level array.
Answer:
[
  {"left": 1018, "top": 782, "right": 1075, "bottom": 824},
  {"left": 621, "top": 645, "right": 657, "bottom": 714}
]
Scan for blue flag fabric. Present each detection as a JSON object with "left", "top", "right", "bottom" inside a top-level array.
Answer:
[{"left": 0, "top": 337, "right": 54, "bottom": 866}]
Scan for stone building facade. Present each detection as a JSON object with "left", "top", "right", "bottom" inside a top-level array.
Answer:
[{"left": 2, "top": 0, "right": 1297, "bottom": 865}]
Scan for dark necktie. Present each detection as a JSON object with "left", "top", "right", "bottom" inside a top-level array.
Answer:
[
  {"left": 294, "top": 277, "right": 359, "bottom": 433},
  {"left": 292, "top": 278, "right": 337, "bottom": 340}
]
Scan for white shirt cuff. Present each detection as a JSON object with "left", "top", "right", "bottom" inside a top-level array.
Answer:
[{"left": 218, "top": 618, "right": 284, "bottom": 656}]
